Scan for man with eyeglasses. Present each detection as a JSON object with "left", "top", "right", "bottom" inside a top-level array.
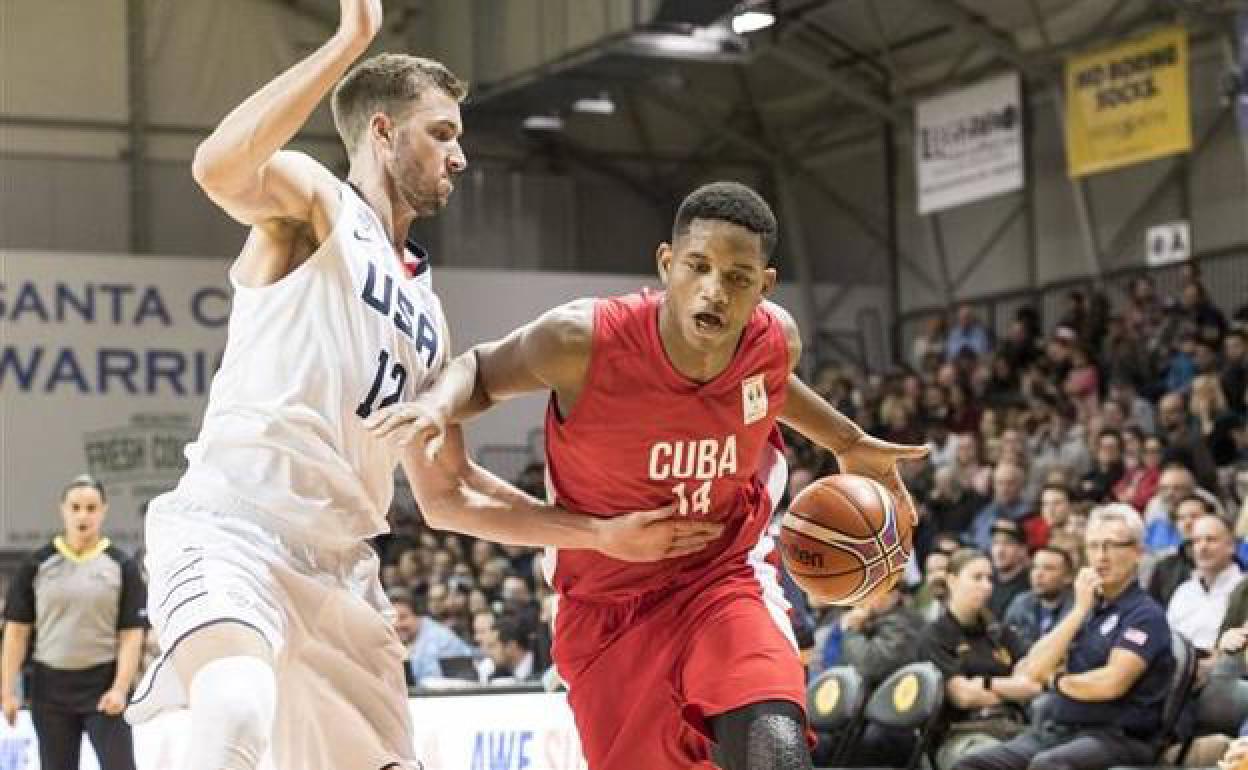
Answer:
[{"left": 954, "top": 504, "right": 1174, "bottom": 770}]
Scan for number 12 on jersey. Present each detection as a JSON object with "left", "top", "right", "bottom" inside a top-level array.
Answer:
[
  {"left": 357, "top": 349, "right": 407, "bottom": 419},
  {"left": 672, "top": 480, "right": 712, "bottom": 516}
]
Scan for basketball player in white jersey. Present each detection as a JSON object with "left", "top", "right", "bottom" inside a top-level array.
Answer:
[{"left": 125, "top": 2, "right": 723, "bottom": 769}]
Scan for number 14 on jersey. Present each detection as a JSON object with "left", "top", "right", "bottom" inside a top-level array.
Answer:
[{"left": 672, "top": 481, "right": 712, "bottom": 516}]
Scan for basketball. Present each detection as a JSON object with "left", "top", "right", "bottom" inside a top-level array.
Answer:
[{"left": 779, "top": 474, "right": 912, "bottom": 607}]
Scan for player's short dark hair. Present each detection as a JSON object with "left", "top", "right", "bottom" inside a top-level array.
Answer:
[
  {"left": 62, "top": 474, "right": 106, "bottom": 504},
  {"left": 673, "top": 181, "right": 777, "bottom": 260},
  {"left": 332, "top": 53, "right": 468, "bottom": 155}
]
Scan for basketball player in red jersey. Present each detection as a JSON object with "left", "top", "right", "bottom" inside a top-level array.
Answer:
[{"left": 370, "top": 181, "right": 927, "bottom": 770}]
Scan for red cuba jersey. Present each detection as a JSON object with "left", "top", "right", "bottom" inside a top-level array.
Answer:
[{"left": 542, "top": 289, "right": 791, "bottom": 603}]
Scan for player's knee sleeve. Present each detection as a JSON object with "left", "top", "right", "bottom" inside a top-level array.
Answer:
[
  {"left": 710, "top": 700, "right": 812, "bottom": 770},
  {"left": 187, "top": 656, "right": 276, "bottom": 770}
]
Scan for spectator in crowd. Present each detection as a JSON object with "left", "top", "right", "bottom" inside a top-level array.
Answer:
[
  {"left": 1159, "top": 391, "right": 1221, "bottom": 491},
  {"left": 1234, "top": 464, "right": 1248, "bottom": 539},
  {"left": 1124, "top": 275, "right": 1163, "bottom": 343},
  {"left": 1035, "top": 484, "right": 1073, "bottom": 547},
  {"left": 914, "top": 550, "right": 952, "bottom": 623},
  {"left": 953, "top": 432, "right": 992, "bottom": 498},
  {"left": 1115, "top": 431, "right": 1163, "bottom": 513},
  {"left": 926, "top": 466, "right": 988, "bottom": 544},
  {"left": 914, "top": 315, "right": 949, "bottom": 370},
  {"left": 838, "top": 581, "right": 923, "bottom": 688},
  {"left": 1, "top": 475, "right": 145, "bottom": 770},
  {"left": 1180, "top": 280, "right": 1228, "bottom": 340},
  {"left": 921, "top": 549, "right": 1039, "bottom": 768},
  {"left": 1077, "top": 429, "right": 1124, "bottom": 504},
  {"left": 1144, "top": 463, "right": 1200, "bottom": 552},
  {"left": 1029, "top": 397, "right": 1091, "bottom": 486},
  {"left": 1223, "top": 329, "right": 1247, "bottom": 414},
  {"left": 485, "top": 613, "right": 541, "bottom": 684},
  {"left": 1108, "top": 377, "right": 1157, "bottom": 435},
  {"left": 401, "top": 590, "right": 474, "bottom": 686},
  {"left": 1004, "top": 546, "right": 1075, "bottom": 651},
  {"left": 1146, "top": 494, "right": 1207, "bottom": 607},
  {"left": 947, "top": 304, "right": 993, "bottom": 362},
  {"left": 1063, "top": 344, "right": 1101, "bottom": 423},
  {"left": 1167, "top": 512, "right": 1244, "bottom": 654},
  {"left": 968, "top": 463, "right": 1030, "bottom": 552},
  {"left": 955, "top": 504, "right": 1174, "bottom": 770},
  {"left": 988, "top": 519, "right": 1031, "bottom": 620}
]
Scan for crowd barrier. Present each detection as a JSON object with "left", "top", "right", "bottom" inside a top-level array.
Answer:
[{"left": 0, "top": 691, "right": 588, "bottom": 770}]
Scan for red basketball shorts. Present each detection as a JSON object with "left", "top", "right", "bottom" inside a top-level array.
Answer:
[{"left": 552, "top": 570, "right": 808, "bottom": 770}]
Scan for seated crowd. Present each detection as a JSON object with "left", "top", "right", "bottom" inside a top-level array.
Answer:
[{"left": 370, "top": 269, "right": 1248, "bottom": 768}]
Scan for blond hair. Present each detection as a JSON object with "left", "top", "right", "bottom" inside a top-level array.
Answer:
[{"left": 331, "top": 53, "right": 468, "bottom": 155}]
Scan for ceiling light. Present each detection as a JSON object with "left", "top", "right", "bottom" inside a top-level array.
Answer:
[
  {"left": 572, "top": 92, "right": 616, "bottom": 115},
  {"left": 731, "top": 9, "right": 774, "bottom": 34},
  {"left": 522, "top": 114, "right": 564, "bottom": 132}
]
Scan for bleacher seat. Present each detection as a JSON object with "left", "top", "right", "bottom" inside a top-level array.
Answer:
[
  {"left": 807, "top": 666, "right": 869, "bottom": 766},
  {"left": 862, "top": 662, "right": 946, "bottom": 770}
]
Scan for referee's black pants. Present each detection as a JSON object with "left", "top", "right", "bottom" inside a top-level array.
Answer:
[
  {"left": 30, "top": 662, "right": 136, "bottom": 770},
  {"left": 31, "top": 703, "right": 136, "bottom": 770}
]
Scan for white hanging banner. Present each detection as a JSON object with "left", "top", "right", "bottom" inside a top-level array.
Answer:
[
  {"left": 0, "top": 251, "right": 231, "bottom": 549},
  {"left": 916, "top": 72, "right": 1024, "bottom": 214}
]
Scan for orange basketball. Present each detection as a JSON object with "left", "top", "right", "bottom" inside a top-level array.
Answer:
[{"left": 779, "top": 474, "right": 912, "bottom": 607}]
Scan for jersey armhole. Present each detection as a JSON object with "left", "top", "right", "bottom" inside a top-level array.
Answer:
[
  {"left": 227, "top": 181, "right": 350, "bottom": 294},
  {"left": 550, "top": 298, "right": 606, "bottom": 428}
]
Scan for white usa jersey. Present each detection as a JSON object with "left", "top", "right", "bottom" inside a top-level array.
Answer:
[{"left": 176, "top": 182, "right": 448, "bottom": 546}]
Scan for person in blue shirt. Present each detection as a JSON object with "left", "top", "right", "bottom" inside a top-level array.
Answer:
[
  {"left": 954, "top": 504, "right": 1174, "bottom": 770},
  {"left": 1003, "top": 546, "right": 1075, "bottom": 651},
  {"left": 945, "top": 304, "right": 993, "bottom": 362},
  {"left": 390, "top": 588, "right": 473, "bottom": 686}
]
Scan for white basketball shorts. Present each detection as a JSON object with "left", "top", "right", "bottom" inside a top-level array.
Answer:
[{"left": 126, "top": 491, "right": 416, "bottom": 770}]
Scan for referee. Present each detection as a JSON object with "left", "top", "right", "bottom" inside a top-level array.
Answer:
[{"left": 1, "top": 475, "right": 147, "bottom": 770}]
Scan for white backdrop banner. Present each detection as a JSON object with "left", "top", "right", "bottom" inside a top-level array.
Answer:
[
  {"left": 0, "top": 251, "right": 231, "bottom": 549},
  {"left": 916, "top": 72, "right": 1024, "bottom": 214},
  {"left": 0, "top": 694, "right": 587, "bottom": 770}
]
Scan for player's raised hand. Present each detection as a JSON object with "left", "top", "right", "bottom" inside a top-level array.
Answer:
[
  {"left": 364, "top": 399, "right": 448, "bottom": 461},
  {"left": 834, "top": 435, "right": 929, "bottom": 526},
  {"left": 339, "top": 0, "right": 383, "bottom": 41},
  {"left": 592, "top": 506, "right": 724, "bottom": 562}
]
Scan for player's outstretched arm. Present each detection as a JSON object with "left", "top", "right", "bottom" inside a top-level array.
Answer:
[
  {"left": 398, "top": 424, "right": 723, "bottom": 561},
  {"left": 191, "top": 0, "right": 381, "bottom": 226},
  {"left": 767, "top": 302, "right": 928, "bottom": 523}
]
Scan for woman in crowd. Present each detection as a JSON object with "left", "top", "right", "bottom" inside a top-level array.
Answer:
[
  {"left": 1, "top": 475, "right": 146, "bottom": 770},
  {"left": 920, "top": 549, "right": 1042, "bottom": 768}
]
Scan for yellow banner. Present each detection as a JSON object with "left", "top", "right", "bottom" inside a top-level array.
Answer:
[{"left": 1065, "top": 25, "right": 1192, "bottom": 177}]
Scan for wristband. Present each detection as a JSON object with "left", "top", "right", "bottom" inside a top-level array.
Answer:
[{"left": 982, "top": 675, "right": 993, "bottom": 692}]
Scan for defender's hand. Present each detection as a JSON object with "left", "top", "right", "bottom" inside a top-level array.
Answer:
[
  {"left": 592, "top": 506, "right": 724, "bottom": 562},
  {"left": 365, "top": 400, "right": 449, "bottom": 461}
]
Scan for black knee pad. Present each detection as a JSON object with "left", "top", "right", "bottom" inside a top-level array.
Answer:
[{"left": 709, "top": 700, "right": 812, "bottom": 770}]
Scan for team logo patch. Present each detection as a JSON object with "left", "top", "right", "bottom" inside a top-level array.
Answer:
[
  {"left": 742, "top": 374, "right": 768, "bottom": 425},
  {"left": 1123, "top": 628, "right": 1149, "bottom": 646}
]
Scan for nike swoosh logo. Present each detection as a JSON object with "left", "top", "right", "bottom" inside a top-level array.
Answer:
[{"left": 354, "top": 229, "right": 371, "bottom": 242}]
